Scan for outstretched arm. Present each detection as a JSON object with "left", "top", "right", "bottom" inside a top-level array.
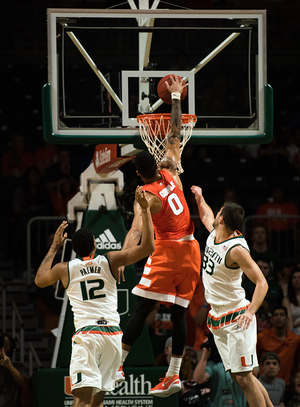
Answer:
[
  {"left": 35, "top": 221, "right": 69, "bottom": 288},
  {"left": 107, "top": 186, "right": 155, "bottom": 278},
  {"left": 191, "top": 185, "right": 214, "bottom": 232},
  {"left": 116, "top": 198, "right": 144, "bottom": 283},
  {"left": 159, "top": 75, "right": 188, "bottom": 172}
]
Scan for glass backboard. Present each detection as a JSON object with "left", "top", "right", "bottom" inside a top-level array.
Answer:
[{"left": 43, "top": 8, "right": 273, "bottom": 145}]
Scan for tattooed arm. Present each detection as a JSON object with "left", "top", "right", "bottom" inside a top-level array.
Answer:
[
  {"left": 158, "top": 75, "right": 187, "bottom": 188},
  {"left": 159, "top": 75, "right": 186, "bottom": 171},
  {"left": 35, "top": 221, "right": 69, "bottom": 288}
]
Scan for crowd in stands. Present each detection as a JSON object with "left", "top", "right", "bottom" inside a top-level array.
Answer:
[{"left": 0, "top": 133, "right": 93, "bottom": 277}]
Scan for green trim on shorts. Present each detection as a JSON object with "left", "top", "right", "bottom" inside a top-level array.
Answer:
[
  {"left": 75, "top": 325, "right": 121, "bottom": 334},
  {"left": 207, "top": 307, "right": 247, "bottom": 329}
]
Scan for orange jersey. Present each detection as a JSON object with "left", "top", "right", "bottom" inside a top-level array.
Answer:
[{"left": 142, "top": 170, "right": 194, "bottom": 240}]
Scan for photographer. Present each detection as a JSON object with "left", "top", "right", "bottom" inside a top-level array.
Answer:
[
  {"left": 193, "top": 333, "right": 247, "bottom": 407},
  {"left": 0, "top": 333, "right": 29, "bottom": 407}
]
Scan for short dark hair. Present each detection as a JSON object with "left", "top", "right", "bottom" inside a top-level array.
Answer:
[
  {"left": 272, "top": 305, "right": 288, "bottom": 317},
  {"left": 220, "top": 201, "right": 245, "bottom": 231},
  {"left": 135, "top": 150, "right": 157, "bottom": 179},
  {"left": 251, "top": 225, "right": 267, "bottom": 235},
  {"left": 72, "top": 228, "right": 94, "bottom": 257},
  {"left": 262, "top": 352, "right": 280, "bottom": 365}
]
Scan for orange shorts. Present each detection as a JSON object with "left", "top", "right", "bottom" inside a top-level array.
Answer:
[{"left": 132, "top": 239, "right": 201, "bottom": 308}]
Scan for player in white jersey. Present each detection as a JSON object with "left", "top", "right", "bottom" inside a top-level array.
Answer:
[
  {"left": 191, "top": 185, "right": 273, "bottom": 407},
  {"left": 35, "top": 186, "right": 154, "bottom": 407}
]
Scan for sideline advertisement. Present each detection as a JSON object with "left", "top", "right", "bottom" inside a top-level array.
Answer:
[{"left": 33, "top": 367, "right": 179, "bottom": 407}]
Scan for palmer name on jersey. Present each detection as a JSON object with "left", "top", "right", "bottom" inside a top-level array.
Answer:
[{"left": 79, "top": 265, "right": 102, "bottom": 276}]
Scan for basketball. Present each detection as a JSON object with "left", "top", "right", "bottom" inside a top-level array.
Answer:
[{"left": 157, "top": 75, "right": 187, "bottom": 105}]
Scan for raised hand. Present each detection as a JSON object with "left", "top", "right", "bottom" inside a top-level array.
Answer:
[
  {"left": 51, "top": 221, "right": 68, "bottom": 250},
  {"left": 135, "top": 186, "right": 149, "bottom": 210},
  {"left": 165, "top": 75, "right": 188, "bottom": 95}
]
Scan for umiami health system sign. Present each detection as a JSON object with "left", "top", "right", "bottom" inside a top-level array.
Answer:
[
  {"left": 32, "top": 367, "right": 178, "bottom": 406},
  {"left": 64, "top": 372, "right": 159, "bottom": 406}
]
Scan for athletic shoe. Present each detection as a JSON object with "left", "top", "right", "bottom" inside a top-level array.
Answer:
[
  {"left": 115, "top": 366, "right": 125, "bottom": 383},
  {"left": 149, "top": 374, "right": 181, "bottom": 397}
]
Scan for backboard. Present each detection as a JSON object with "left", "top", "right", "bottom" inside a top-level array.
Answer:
[{"left": 43, "top": 7, "right": 273, "bottom": 145}]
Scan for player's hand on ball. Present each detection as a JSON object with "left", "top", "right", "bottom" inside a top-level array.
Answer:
[{"left": 165, "top": 74, "right": 188, "bottom": 94}]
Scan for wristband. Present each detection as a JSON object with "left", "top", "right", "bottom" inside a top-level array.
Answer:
[
  {"left": 171, "top": 92, "right": 181, "bottom": 100},
  {"left": 202, "top": 304, "right": 208, "bottom": 309}
]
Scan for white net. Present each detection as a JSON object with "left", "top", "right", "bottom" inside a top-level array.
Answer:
[{"left": 137, "top": 113, "right": 197, "bottom": 174}]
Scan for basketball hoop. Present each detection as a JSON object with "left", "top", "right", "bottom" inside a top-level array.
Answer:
[{"left": 137, "top": 113, "right": 197, "bottom": 174}]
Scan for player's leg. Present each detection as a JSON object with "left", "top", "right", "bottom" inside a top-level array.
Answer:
[
  {"left": 115, "top": 296, "right": 156, "bottom": 382},
  {"left": 122, "top": 296, "right": 157, "bottom": 349},
  {"left": 228, "top": 315, "right": 272, "bottom": 406},
  {"left": 150, "top": 304, "right": 186, "bottom": 397},
  {"left": 170, "top": 303, "right": 187, "bottom": 358},
  {"left": 230, "top": 371, "right": 273, "bottom": 407},
  {"left": 91, "top": 391, "right": 105, "bottom": 407},
  {"left": 73, "top": 387, "right": 93, "bottom": 407}
]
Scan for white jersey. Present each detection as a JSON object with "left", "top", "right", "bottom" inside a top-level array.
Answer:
[
  {"left": 66, "top": 254, "right": 119, "bottom": 330},
  {"left": 202, "top": 229, "right": 249, "bottom": 313}
]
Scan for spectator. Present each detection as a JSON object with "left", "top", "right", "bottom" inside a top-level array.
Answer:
[
  {"left": 286, "top": 126, "right": 300, "bottom": 175},
  {"left": 287, "top": 372, "right": 300, "bottom": 407},
  {"left": 50, "top": 175, "right": 79, "bottom": 216},
  {"left": 259, "top": 352, "right": 286, "bottom": 407},
  {"left": 11, "top": 166, "right": 51, "bottom": 276},
  {"left": 180, "top": 346, "right": 208, "bottom": 407},
  {"left": 243, "top": 259, "right": 284, "bottom": 331},
  {"left": 255, "top": 185, "right": 299, "bottom": 257},
  {"left": 45, "top": 147, "right": 80, "bottom": 192},
  {"left": 0, "top": 132, "right": 34, "bottom": 181},
  {"left": 34, "top": 141, "right": 58, "bottom": 176},
  {"left": 257, "top": 137, "right": 290, "bottom": 179},
  {"left": 249, "top": 225, "right": 283, "bottom": 276},
  {"left": 155, "top": 338, "right": 198, "bottom": 380},
  {"left": 0, "top": 133, "right": 34, "bottom": 260},
  {"left": 283, "top": 269, "right": 300, "bottom": 335},
  {"left": 156, "top": 338, "right": 206, "bottom": 407},
  {"left": 257, "top": 306, "right": 300, "bottom": 385},
  {"left": 279, "top": 259, "right": 297, "bottom": 298},
  {"left": 12, "top": 166, "right": 50, "bottom": 218},
  {"left": 155, "top": 336, "right": 173, "bottom": 367},
  {"left": 0, "top": 333, "right": 30, "bottom": 407},
  {"left": 193, "top": 332, "right": 247, "bottom": 407}
]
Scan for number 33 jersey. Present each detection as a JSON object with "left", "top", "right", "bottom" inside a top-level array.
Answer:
[
  {"left": 202, "top": 229, "right": 250, "bottom": 313},
  {"left": 142, "top": 170, "right": 194, "bottom": 240},
  {"left": 66, "top": 255, "right": 120, "bottom": 330}
]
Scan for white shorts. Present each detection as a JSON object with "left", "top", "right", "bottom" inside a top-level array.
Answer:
[
  {"left": 208, "top": 305, "right": 258, "bottom": 373},
  {"left": 70, "top": 326, "right": 122, "bottom": 394}
]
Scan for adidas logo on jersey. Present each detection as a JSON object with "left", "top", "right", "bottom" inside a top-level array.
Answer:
[{"left": 96, "top": 229, "right": 122, "bottom": 250}]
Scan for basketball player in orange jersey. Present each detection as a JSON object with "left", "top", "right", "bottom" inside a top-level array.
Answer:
[{"left": 116, "top": 76, "right": 201, "bottom": 397}]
